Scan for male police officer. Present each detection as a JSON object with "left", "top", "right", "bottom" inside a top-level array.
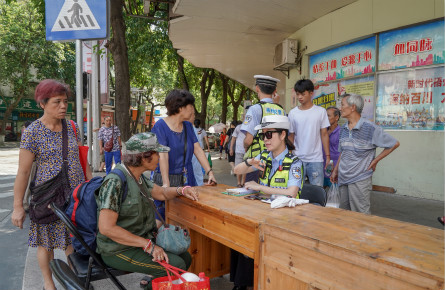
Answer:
[{"left": 241, "top": 75, "right": 286, "bottom": 183}]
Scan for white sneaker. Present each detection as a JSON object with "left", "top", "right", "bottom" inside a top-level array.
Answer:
[{"left": 230, "top": 170, "right": 233, "bottom": 175}]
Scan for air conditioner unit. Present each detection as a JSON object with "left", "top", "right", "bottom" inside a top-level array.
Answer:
[{"left": 273, "top": 39, "right": 298, "bottom": 69}]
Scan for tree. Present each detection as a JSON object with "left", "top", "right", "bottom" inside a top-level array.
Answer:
[
  {"left": 0, "top": 0, "right": 75, "bottom": 139},
  {"left": 108, "top": 0, "right": 131, "bottom": 141}
]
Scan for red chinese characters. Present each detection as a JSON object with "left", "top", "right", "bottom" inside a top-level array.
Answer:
[
  {"left": 312, "top": 59, "right": 338, "bottom": 74},
  {"left": 341, "top": 50, "right": 372, "bottom": 66},
  {"left": 393, "top": 38, "right": 433, "bottom": 55}
]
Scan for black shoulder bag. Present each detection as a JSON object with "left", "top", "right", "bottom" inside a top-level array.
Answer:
[{"left": 29, "top": 119, "right": 72, "bottom": 224}]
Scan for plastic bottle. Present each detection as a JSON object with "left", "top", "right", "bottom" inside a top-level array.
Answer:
[
  {"left": 325, "top": 160, "right": 334, "bottom": 176},
  {"left": 199, "top": 272, "right": 206, "bottom": 282}
]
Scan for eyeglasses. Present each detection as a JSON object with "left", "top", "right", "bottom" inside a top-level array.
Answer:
[{"left": 259, "top": 131, "right": 280, "bottom": 140}]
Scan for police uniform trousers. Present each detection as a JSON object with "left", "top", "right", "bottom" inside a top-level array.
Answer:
[{"left": 230, "top": 249, "right": 254, "bottom": 287}]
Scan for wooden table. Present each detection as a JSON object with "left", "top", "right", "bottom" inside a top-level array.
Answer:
[{"left": 166, "top": 184, "right": 444, "bottom": 290}]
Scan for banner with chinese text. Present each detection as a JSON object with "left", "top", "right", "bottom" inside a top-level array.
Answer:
[
  {"left": 313, "top": 76, "right": 375, "bottom": 122},
  {"left": 309, "top": 37, "right": 376, "bottom": 83},
  {"left": 375, "top": 66, "right": 444, "bottom": 130},
  {"left": 379, "top": 20, "right": 444, "bottom": 70}
]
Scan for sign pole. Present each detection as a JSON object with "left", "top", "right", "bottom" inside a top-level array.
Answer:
[
  {"left": 91, "top": 40, "right": 101, "bottom": 171},
  {"left": 75, "top": 40, "right": 84, "bottom": 144}
]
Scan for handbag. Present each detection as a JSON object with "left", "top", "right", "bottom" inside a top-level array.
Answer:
[
  {"left": 70, "top": 120, "right": 89, "bottom": 180},
  {"left": 104, "top": 126, "right": 114, "bottom": 152},
  {"left": 152, "top": 261, "right": 210, "bottom": 290},
  {"left": 128, "top": 168, "right": 191, "bottom": 255},
  {"left": 29, "top": 119, "right": 71, "bottom": 224}
]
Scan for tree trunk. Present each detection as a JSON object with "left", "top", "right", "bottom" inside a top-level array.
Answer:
[
  {"left": 228, "top": 83, "right": 246, "bottom": 122},
  {"left": 199, "top": 69, "right": 215, "bottom": 128},
  {"left": 219, "top": 73, "right": 229, "bottom": 124},
  {"left": 108, "top": 0, "right": 131, "bottom": 141},
  {"left": 176, "top": 53, "right": 189, "bottom": 91}
]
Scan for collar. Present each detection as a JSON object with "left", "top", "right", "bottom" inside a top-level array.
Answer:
[
  {"left": 343, "top": 117, "right": 365, "bottom": 131},
  {"left": 268, "top": 148, "right": 289, "bottom": 161},
  {"left": 260, "top": 98, "right": 273, "bottom": 103}
]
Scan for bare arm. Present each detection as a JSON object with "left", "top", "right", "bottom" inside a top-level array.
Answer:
[
  {"left": 244, "top": 182, "right": 300, "bottom": 198},
  {"left": 229, "top": 136, "right": 236, "bottom": 156},
  {"left": 243, "top": 132, "right": 254, "bottom": 151},
  {"left": 320, "top": 127, "right": 330, "bottom": 169},
  {"left": 11, "top": 149, "right": 35, "bottom": 229},
  {"left": 330, "top": 153, "right": 341, "bottom": 183},
  {"left": 159, "top": 152, "right": 170, "bottom": 187},
  {"left": 367, "top": 141, "right": 400, "bottom": 171},
  {"left": 151, "top": 184, "right": 199, "bottom": 201},
  {"left": 204, "top": 136, "right": 210, "bottom": 152}
]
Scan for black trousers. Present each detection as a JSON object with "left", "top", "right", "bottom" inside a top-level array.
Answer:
[
  {"left": 245, "top": 170, "right": 259, "bottom": 183},
  {"left": 230, "top": 249, "right": 254, "bottom": 287}
]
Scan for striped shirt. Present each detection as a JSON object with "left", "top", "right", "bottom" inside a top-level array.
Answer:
[{"left": 338, "top": 118, "right": 398, "bottom": 186}]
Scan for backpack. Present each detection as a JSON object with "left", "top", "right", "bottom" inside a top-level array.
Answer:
[{"left": 65, "top": 169, "right": 128, "bottom": 256}]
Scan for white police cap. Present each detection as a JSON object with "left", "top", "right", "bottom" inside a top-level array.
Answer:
[
  {"left": 254, "top": 75, "right": 280, "bottom": 87},
  {"left": 254, "top": 115, "right": 290, "bottom": 131}
]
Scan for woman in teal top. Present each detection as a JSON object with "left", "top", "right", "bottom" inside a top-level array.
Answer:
[{"left": 96, "top": 132, "right": 199, "bottom": 289}]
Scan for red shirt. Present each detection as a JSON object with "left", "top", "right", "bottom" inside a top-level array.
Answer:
[{"left": 220, "top": 134, "right": 226, "bottom": 146}]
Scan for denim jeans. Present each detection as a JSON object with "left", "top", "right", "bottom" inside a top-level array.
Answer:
[
  {"left": 104, "top": 150, "right": 121, "bottom": 174},
  {"left": 302, "top": 162, "right": 324, "bottom": 187}
]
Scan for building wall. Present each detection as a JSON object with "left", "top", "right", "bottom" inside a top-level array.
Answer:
[{"left": 285, "top": 0, "right": 444, "bottom": 200}]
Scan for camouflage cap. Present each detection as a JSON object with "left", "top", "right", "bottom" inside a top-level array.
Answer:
[{"left": 122, "top": 132, "right": 170, "bottom": 155}]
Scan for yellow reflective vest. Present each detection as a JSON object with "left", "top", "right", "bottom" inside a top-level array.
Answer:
[
  {"left": 258, "top": 150, "right": 303, "bottom": 198},
  {"left": 244, "top": 102, "right": 286, "bottom": 159}
]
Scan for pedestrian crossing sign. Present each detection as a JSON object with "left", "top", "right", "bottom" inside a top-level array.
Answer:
[{"left": 45, "top": 0, "right": 108, "bottom": 41}]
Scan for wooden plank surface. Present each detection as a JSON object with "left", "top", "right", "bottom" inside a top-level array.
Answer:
[{"left": 166, "top": 184, "right": 444, "bottom": 289}]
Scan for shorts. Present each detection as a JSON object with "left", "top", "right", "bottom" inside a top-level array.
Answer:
[
  {"left": 219, "top": 145, "right": 224, "bottom": 153},
  {"left": 235, "top": 153, "right": 244, "bottom": 165}
]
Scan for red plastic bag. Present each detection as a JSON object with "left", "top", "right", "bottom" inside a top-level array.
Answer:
[{"left": 152, "top": 261, "right": 210, "bottom": 290}]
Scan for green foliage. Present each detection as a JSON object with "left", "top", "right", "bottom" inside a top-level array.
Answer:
[{"left": 0, "top": 0, "right": 76, "bottom": 98}]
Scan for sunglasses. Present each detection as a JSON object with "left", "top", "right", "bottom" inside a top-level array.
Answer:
[{"left": 259, "top": 130, "right": 281, "bottom": 140}]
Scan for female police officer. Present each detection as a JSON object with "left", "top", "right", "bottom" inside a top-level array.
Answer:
[
  {"left": 235, "top": 114, "right": 303, "bottom": 197},
  {"left": 231, "top": 115, "right": 303, "bottom": 290}
]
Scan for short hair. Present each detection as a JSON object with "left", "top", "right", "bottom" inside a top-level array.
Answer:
[
  {"left": 327, "top": 106, "right": 341, "bottom": 118},
  {"left": 34, "top": 79, "right": 70, "bottom": 104},
  {"left": 293, "top": 79, "right": 314, "bottom": 93},
  {"left": 342, "top": 94, "right": 364, "bottom": 114},
  {"left": 123, "top": 151, "right": 156, "bottom": 167},
  {"left": 257, "top": 83, "right": 276, "bottom": 95},
  {"left": 194, "top": 119, "right": 201, "bottom": 128},
  {"left": 165, "top": 89, "right": 195, "bottom": 116}
]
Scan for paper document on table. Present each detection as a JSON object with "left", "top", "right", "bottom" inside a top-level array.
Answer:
[{"left": 225, "top": 188, "right": 259, "bottom": 196}]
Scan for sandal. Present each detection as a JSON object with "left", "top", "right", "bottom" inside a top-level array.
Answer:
[
  {"left": 438, "top": 217, "right": 444, "bottom": 226},
  {"left": 140, "top": 276, "right": 153, "bottom": 288}
]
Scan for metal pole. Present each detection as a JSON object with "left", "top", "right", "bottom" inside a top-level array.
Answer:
[
  {"left": 75, "top": 40, "right": 84, "bottom": 144},
  {"left": 87, "top": 74, "right": 92, "bottom": 163},
  {"left": 91, "top": 40, "right": 101, "bottom": 171}
]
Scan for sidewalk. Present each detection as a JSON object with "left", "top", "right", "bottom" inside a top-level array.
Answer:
[{"left": 22, "top": 151, "right": 444, "bottom": 290}]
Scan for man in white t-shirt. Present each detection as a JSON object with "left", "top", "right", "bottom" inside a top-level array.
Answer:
[{"left": 288, "top": 79, "right": 330, "bottom": 187}]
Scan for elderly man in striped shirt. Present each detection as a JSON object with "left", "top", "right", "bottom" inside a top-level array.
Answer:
[{"left": 331, "top": 94, "right": 400, "bottom": 214}]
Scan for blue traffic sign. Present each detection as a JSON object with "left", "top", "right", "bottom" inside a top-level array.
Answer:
[{"left": 45, "top": 0, "right": 108, "bottom": 41}]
